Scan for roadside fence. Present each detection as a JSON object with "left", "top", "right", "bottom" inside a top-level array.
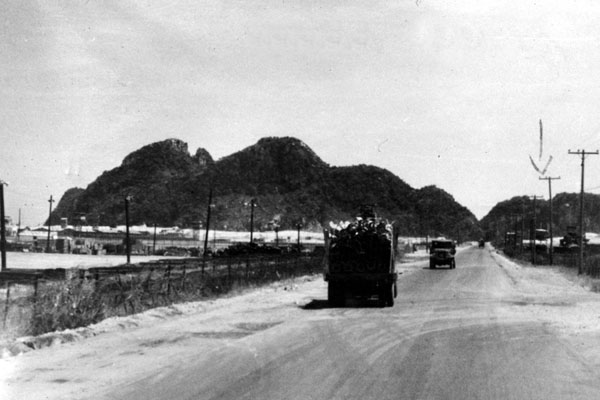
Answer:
[
  {"left": 500, "top": 244, "right": 600, "bottom": 277},
  {"left": 1, "top": 253, "right": 323, "bottom": 340}
]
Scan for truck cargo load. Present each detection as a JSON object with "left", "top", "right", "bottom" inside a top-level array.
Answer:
[{"left": 324, "top": 212, "right": 397, "bottom": 307}]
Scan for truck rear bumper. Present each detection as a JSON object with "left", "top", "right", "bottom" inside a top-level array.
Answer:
[{"left": 325, "top": 273, "right": 397, "bottom": 282}]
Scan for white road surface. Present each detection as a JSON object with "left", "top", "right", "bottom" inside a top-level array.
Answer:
[{"left": 3, "top": 246, "right": 600, "bottom": 399}]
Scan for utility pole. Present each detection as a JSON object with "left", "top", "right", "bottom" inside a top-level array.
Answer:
[
  {"left": 532, "top": 195, "right": 537, "bottom": 265},
  {"left": 248, "top": 198, "right": 256, "bottom": 244},
  {"left": 568, "top": 149, "right": 599, "bottom": 274},
  {"left": 296, "top": 223, "right": 302, "bottom": 251},
  {"left": 0, "top": 180, "right": 7, "bottom": 271},
  {"left": 509, "top": 213, "right": 520, "bottom": 251},
  {"left": 203, "top": 188, "right": 213, "bottom": 256},
  {"left": 152, "top": 223, "right": 157, "bottom": 255},
  {"left": 125, "top": 195, "right": 132, "bottom": 264},
  {"left": 46, "top": 195, "right": 54, "bottom": 253},
  {"left": 521, "top": 198, "right": 526, "bottom": 253},
  {"left": 539, "top": 176, "right": 560, "bottom": 265},
  {"left": 524, "top": 195, "right": 543, "bottom": 265},
  {"left": 515, "top": 214, "right": 521, "bottom": 253},
  {"left": 17, "top": 208, "right": 21, "bottom": 240}
]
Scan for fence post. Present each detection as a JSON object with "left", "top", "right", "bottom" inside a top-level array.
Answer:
[
  {"left": 246, "top": 257, "right": 250, "bottom": 282},
  {"left": 31, "top": 276, "right": 40, "bottom": 330},
  {"left": 117, "top": 272, "right": 128, "bottom": 314},
  {"left": 145, "top": 268, "right": 155, "bottom": 306},
  {"left": 2, "top": 282, "right": 11, "bottom": 329},
  {"left": 33, "top": 275, "right": 39, "bottom": 303},
  {"left": 166, "top": 265, "right": 172, "bottom": 296},
  {"left": 144, "top": 268, "right": 153, "bottom": 291},
  {"left": 94, "top": 270, "right": 99, "bottom": 290},
  {"left": 227, "top": 259, "right": 232, "bottom": 286}
]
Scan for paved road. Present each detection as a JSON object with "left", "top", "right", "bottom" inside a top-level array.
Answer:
[
  {"left": 5, "top": 245, "right": 600, "bottom": 399},
  {"left": 107, "top": 246, "right": 600, "bottom": 399}
]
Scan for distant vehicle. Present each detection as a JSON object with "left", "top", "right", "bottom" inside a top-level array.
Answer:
[
  {"left": 557, "top": 226, "right": 588, "bottom": 253},
  {"left": 216, "top": 242, "right": 283, "bottom": 257},
  {"left": 534, "top": 229, "right": 550, "bottom": 241},
  {"left": 478, "top": 239, "right": 485, "bottom": 248},
  {"left": 162, "top": 247, "right": 191, "bottom": 257},
  {"left": 523, "top": 229, "right": 551, "bottom": 252},
  {"left": 429, "top": 239, "right": 456, "bottom": 269}
]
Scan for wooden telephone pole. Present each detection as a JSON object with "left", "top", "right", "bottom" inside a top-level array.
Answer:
[
  {"left": 46, "top": 195, "right": 55, "bottom": 253},
  {"left": 532, "top": 195, "right": 539, "bottom": 265},
  {"left": 0, "top": 180, "right": 7, "bottom": 271},
  {"left": 568, "top": 150, "right": 599, "bottom": 274},
  {"left": 247, "top": 198, "right": 257, "bottom": 244},
  {"left": 203, "top": 188, "right": 213, "bottom": 256},
  {"left": 523, "top": 195, "right": 543, "bottom": 265},
  {"left": 125, "top": 195, "right": 132, "bottom": 264},
  {"left": 539, "top": 176, "right": 560, "bottom": 265}
]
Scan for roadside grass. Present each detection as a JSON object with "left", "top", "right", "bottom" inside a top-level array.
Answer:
[
  {"left": 499, "top": 246, "right": 600, "bottom": 293},
  {"left": 30, "top": 278, "right": 106, "bottom": 336},
  {"left": 0, "top": 254, "right": 322, "bottom": 349}
]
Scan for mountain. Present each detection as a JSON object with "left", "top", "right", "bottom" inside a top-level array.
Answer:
[
  {"left": 480, "top": 192, "right": 600, "bottom": 242},
  {"left": 51, "top": 137, "right": 480, "bottom": 239},
  {"left": 411, "top": 185, "right": 480, "bottom": 241},
  {"left": 211, "top": 137, "right": 329, "bottom": 195},
  {"left": 60, "top": 138, "right": 212, "bottom": 227},
  {"left": 50, "top": 187, "right": 85, "bottom": 225}
]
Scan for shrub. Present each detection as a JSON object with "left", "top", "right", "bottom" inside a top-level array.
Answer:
[{"left": 30, "top": 277, "right": 105, "bottom": 336}]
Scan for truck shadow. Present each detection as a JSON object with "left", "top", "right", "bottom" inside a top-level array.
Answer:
[
  {"left": 301, "top": 300, "right": 331, "bottom": 309},
  {"left": 301, "top": 299, "right": 388, "bottom": 309}
]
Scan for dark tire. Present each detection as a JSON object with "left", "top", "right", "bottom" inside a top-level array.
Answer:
[
  {"left": 378, "top": 283, "right": 387, "bottom": 307},
  {"left": 378, "top": 283, "right": 395, "bottom": 307},
  {"left": 337, "top": 285, "right": 346, "bottom": 307},
  {"left": 328, "top": 282, "right": 337, "bottom": 306},
  {"left": 328, "top": 282, "right": 344, "bottom": 307},
  {"left": 387, "top": 283, "right": 395, "bottom": 307}
]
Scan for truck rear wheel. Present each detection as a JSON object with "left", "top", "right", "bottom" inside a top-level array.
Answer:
[
  {"left": 379, "top": 283, "right": 394, "bottom": 307},
  {"left": 328, "top": 282, "right": 336, "bottom": 305},
  {"left": 378, "top": 285, "right": 387, "bottom": 307},
  {"left": 386, "top": 283, "right": 395, "bottom": 307},
  {"left": 328, "top": 282, "right": 345, "bottom": 307}
]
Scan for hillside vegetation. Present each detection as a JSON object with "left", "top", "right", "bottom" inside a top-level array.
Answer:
[
  {"left": 51, "top": 137, "right": 481, "bottom": 239},
  {"left": 480, "top": 193, "right": 600, "bottom": 241}
]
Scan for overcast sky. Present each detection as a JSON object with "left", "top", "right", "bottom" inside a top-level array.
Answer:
[{"left": 3, "top": 0, "right": 600, "bottom": 226}]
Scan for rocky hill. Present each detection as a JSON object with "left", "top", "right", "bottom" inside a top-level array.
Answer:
[
  {"left": 480, "top": 192, "right": 600, "bottom": 242},
  {"left": 51, "top": 137, "right": 481, "bottom": 239}
]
